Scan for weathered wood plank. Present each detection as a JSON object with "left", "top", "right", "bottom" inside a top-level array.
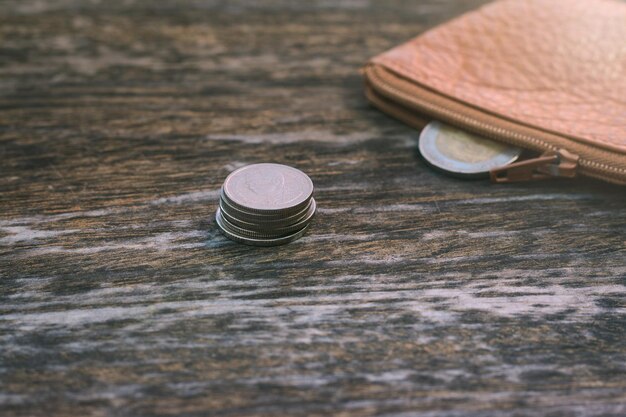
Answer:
[{"left": 1, "top": 1, "right": 625, "bottom": 416}]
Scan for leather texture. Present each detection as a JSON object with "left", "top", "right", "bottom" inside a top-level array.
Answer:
[{"left": 371, "top": 0, "right": 626, "bottom": 155}]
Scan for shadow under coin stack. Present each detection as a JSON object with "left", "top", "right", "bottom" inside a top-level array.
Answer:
[{"left": 216, "top": 163, "right": 316, "bottom": 246}]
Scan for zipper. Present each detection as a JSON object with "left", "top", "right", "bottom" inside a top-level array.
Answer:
[
  {"left": 490, "top": 149, "right": 578, "bottom": 183},
  {"left": 364, "top": 64, "right": 626, "bottom": 184}
]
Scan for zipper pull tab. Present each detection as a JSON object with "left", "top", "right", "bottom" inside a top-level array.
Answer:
[{"left": 490, "top": 149, "right": 579, "bottom": 183}]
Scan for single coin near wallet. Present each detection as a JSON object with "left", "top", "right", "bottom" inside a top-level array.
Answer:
[
  {"left": 418, "top": 121, "right": 523, "bottom": 178},
  {"left": 216, "top": 163, "right": 315, "bottom": 246}
]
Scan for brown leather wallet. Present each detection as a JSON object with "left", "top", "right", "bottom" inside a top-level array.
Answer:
[{"left": 364, "top": 0, "right": 626, "bottom": 184}]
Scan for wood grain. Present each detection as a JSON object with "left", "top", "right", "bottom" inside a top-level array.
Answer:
[{"left": 1, "top": 1, "right": 625, "bottom": 416}]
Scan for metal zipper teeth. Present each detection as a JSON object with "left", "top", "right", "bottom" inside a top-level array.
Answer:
[{"left": 368, "top": 67, "right": 626, "bottom": 179}]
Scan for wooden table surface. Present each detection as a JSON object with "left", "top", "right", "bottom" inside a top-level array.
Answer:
[{"left": 1, "top": 1, "right": 625, "bottom": 416}]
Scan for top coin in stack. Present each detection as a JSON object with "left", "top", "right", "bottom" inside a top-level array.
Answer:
[{"left": 215, "top": 163, "right": 315, "bottom": 246}]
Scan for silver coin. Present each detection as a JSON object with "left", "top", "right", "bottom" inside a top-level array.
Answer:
[
  {"left": 219, "top": 188, "right": 313, "bottom": 222},
  {"left": 418, "top": 121, "right": 523, "bottom": 178},
  {"left": 220, "top": 198, "right": 317, "bottom": 233},
  {"left": 222, "top": 163, "right": 314, "bottom": 213},
  {"left": 216, "top": 208, "right": 285, "bottom": 239},
  {"left": 216, "top": 208, "right": 310, "bottom": 239},
  {"left": 215, "top": 209, "right": 310, "bottom": 247}
]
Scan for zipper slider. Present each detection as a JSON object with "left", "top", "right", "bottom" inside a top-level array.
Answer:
[{"left": 490, "top": 149, "right": 579, "bottom": 183}]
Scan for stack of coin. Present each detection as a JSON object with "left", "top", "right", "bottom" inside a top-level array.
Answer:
[{"left": 215, "top": 163, "right": 316, "bottom": 246}]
